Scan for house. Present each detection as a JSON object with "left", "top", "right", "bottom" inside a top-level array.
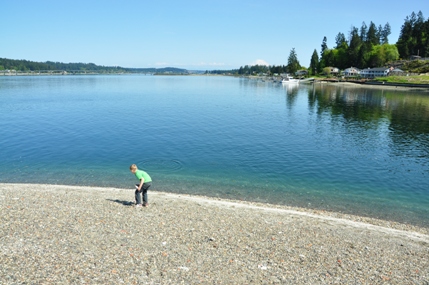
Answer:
[
  {"left": 360, "top": 67, "right": 390, "bottom": 78},
  {"left": 343, "top": 67, "right": 360, "bottom": 77},
  {"left": 325, "top": 67, "right": 339, "bottom": 75},
  {"left": 389, "top": 68, "right": 405, "bottom": 75},
  {"left": 295, "top": 70, "right": 308, "bottom": 76}
]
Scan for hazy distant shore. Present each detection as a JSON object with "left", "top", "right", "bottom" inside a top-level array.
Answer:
[
  {"left": 1, "top": 183, "right": 428, "bottom": 283},
  {"left": 2, "top": 71, "right": 429, "bottom": 90}
]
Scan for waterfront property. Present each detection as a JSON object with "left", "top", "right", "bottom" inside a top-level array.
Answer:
[
  {"left": 360, "top": 67, "right": 391, "bottom": 78},
  {"left": 295, "top": 69, "right": 309, "bottom": 76},
  {"left": 324, "top": 66, "right": 340, "bottom": 75},
  {"left": 389, "top": 68, "right": 405, "bottom": 75},
  {"left": 343, "top": 67, "right": 361, "bottom": 77}
]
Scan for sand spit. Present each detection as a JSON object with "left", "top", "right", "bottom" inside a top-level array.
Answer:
[{"left": 1, "top": 183, "right": 428, "bottom": 284}]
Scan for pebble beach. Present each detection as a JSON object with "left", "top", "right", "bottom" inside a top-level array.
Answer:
[{"left": 1, "top": 183, "right": 428, "bottom": 284}]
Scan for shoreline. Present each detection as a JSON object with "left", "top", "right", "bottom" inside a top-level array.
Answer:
[
  {"left": 2, "top": 182, "right": 428, "bottom": 234},
  {"left": 314, "top": 80, "right": 429, "bottom": 91},
  {"left": 3, "top": 73, "right": 429, "bottom": 90},
  {"left": 1, "top": 183, "right": 428, "bottom": 283},
  {"left": 245, "top": 75, "right": 429, "bottom": 91}
]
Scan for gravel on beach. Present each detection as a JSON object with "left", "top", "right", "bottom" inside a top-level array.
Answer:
[{"left": 1, "top": 183, "right": 428, "bottom": 284}]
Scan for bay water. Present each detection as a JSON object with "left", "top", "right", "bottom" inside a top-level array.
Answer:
[{"left": 1, "top": 75, "right": 428, "bottom": 227}]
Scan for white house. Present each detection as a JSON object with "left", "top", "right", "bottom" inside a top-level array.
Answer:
[
  {"left": 343, "top": 67, "right": 360, "bottom": 77},
  {"left": 360, "top": 67, "right": 390, "bottom": 78}
]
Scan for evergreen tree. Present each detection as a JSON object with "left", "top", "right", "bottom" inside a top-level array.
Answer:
[
  {"left": 397, "top": 15, "right": 413, "bottom": 58},
  {"left": 336, "top": 43, "right": 349, "bottom": 69},
  {"left": 360, "top": 22, "right": 368, "bottom": 41},
  {"left": 367, "top": 21, "right": 379, "bottom": 45},
  {"left": 377, "top": 25, "right": 383, "bottom": 44},
  {"left": 322, "top": 49, "right": 336, "bottom": 67},
  {"left": 348, "top": 26, "right": 362, "bottom": 67},
  {"left": 320, "top": 36, "right": 328, "bottom": 57},
  {"left": 311, "top": 16, "right": 413, "bottom": 69},
  {"left": 357, "top": 44, "right": 370, "bottom": 67},
  {"left": 424, "top": 20, "right": 429, "bottom": 56},
  {"left": 287, "top": 48, "right": 300, "bottom": 74},
  {"left": 335, "top": 32, "right": 346, "bottom": 48},
  {"left": 396, "top": 11, "right": 428, "bottom": 58},
  {"left": 414, "top": 11, "right": 425, "bottom": 55},
  {"left": 380, "top": 22, "right": 391, "bottom": 44},
  {"left": 238, "top": 65, "right": 250, "bottom": 75},
  {"left": 309, "top": 49, "right": 319, "bottom": 75}
]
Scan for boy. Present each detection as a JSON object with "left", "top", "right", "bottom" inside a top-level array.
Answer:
[{"left": 129, "top": 164, "right": 152, "bottom": 207}]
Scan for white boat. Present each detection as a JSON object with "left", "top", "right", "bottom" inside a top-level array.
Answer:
[{"left": 281, "top": 74, "right": 299, "bottom": 83}]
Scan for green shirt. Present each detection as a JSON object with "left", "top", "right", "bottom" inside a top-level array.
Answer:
[{"left": 135, "top": 169, "right": 152, "bottom": 183}]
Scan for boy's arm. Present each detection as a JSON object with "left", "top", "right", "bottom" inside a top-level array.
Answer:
[{"left": 137, "top": 178, "right": 145, "bottom": 191}]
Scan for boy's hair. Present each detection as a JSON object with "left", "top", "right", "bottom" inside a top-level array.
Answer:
[{"left": 130, "top": 164, "right": 138, "bottom": 171}]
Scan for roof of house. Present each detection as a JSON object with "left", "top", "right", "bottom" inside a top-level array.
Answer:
[
  {"left": 344, "top": 67, "right": 360, "bottom": 71},
  {"left": 361, "top": 67, "right": 390, "bottom": 72}
]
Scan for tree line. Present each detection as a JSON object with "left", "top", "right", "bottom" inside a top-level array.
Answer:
[
  {"left": 221, "top": 48, "right": 300, "bottom": 76},
  {"left": 0, "top": 58, "right": 120, "bottom": 72},
  {"left": 0, "top": 58, "right": 188, "bottom": 74},
  {"left": 396, "top": 11, "right": 429, "bottom": 58},
  {"left": 314, "top": 20, "right": 396, "bottom": 73},
  {"left": 231, "top": 10, "right": 429, "bottom": 76}
]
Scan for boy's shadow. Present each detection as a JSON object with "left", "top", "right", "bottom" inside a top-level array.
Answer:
[{"left": 106, "top": 199, "right": 134, "bottom": 206}]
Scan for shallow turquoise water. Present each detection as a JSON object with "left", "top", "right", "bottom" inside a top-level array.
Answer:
[{"left": 1, "top": 75, "right": 428, "bottom": 227}]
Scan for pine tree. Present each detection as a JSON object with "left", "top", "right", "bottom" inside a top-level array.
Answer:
[
  {"left": 396, "top": 11, "right": 428, "bottom": 58},
  {"left": 335, "top": 32, "right": 346, "bottom": 48},
  {"left": 287, "top": 48, "right": 300, "bottom": 74},
  {"left": 414, "top": 11, "right": 425, "bottom": 56},
  {"left": 320, "top": 37, "right": 328, "bottom": 57},
  {"left": 366, "top": 22, "right": 379, "bottom": 46},
  {"left": 360, "top": 22, "right": 367, "bottom": 41},
  {"left": 348, "top": 26, "right": 362, "bottom": 67},
  {"left": 309, "top": 49, "right": 319, "bottom": 75},
  {"left": 381, "top": 23, "right": 391, "bottom": 44}
]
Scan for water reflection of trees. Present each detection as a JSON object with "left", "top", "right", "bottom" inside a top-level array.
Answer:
[
  {"left": 389, "top": 96, "right": 429, "bottom": 159},
  {"left": 309, "top": 84, "right": 429, "bottom": 136}
]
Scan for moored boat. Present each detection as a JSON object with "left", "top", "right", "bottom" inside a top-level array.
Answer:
[{"left": 281, "top": 74, "right": 299, "bottom": 83}]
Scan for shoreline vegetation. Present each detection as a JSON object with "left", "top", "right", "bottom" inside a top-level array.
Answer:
[
  {"left": 0, "top": 58, "right": 192, "bottom": 75},
  {"left": 246, "top": 74, "right": 429, "bottom": 90},
  {"left": 1, "top": 57, "right": 428, "bottom": 89},
  {"left": 1, "top": 183, "right": 428, "bottom": 283},
  {"left": 2, "top": 69, "right": 429, "bottom": 90}
]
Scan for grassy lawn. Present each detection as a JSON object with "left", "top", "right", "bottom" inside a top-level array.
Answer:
[{"left": 374, "top": 75, "right": 429, "bottom": 84}]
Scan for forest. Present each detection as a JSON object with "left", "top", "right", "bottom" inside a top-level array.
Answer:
[
  {"left": 230, "top": 11, "right": 429, "bottom": 76},
  {"left": 0, "top": 58, "right": 188, "bottom": 74}
]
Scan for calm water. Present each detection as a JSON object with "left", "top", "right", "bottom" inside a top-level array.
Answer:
[{"left": 1, "top": 75, "right": 429, "bottom": 227}]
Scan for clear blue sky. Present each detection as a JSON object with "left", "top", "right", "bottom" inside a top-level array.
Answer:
[{"left": 1, "top": 0, "right": 427, "bottom": 70}]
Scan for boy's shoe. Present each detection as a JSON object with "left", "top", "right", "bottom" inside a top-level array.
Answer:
[
  {"left": 136, "top": 204, "right": 143, "bottom": 208},
  {"left": 143, "top": 203, "right": 149, "bottom": 207}
]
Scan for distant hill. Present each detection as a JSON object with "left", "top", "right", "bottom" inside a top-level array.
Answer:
[{"left": 0, "top": 58, "right": 189, "bottom": 74}]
